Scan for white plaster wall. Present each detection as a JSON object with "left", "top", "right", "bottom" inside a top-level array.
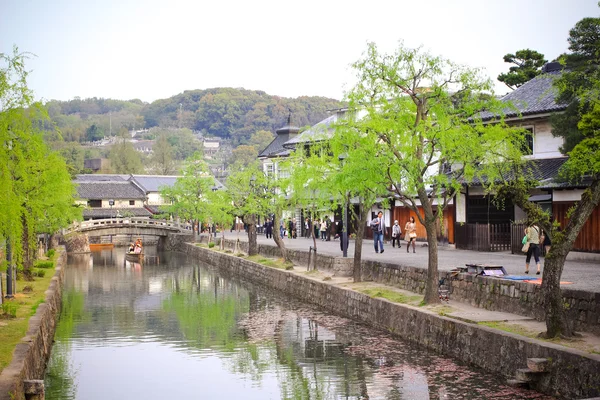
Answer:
[
  {"left": 533, "top": 120, "right": 564, "bottom": 159},
  {"left": 147, "top": 192, "right": 166, "bottom": 205},
  {"left": 553, "top": 190, "right": 583, "bottom": 202},
  {"left": 468, "top": 186, "right": 486, "bottom": 196},
  {"left": 101, "top": 199, "right": 142, "bottom": 208},
  {"left": 456, "top": 193, "right": 466, "bottom": 223}
]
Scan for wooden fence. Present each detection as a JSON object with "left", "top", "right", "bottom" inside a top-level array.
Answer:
[
  {"left": 454, "top": 223, "right": 512, "bottom": 252},
  {"left": 511, "top": 223, "right": 547, "bottom": 256}
]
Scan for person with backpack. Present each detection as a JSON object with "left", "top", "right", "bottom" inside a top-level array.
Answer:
[{"left": 524, "top": 223, "right": 542, "bottom": 275}]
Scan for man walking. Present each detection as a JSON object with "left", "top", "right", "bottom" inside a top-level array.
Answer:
[
  {"left": 371, "top": 211, "right": 386, "bottom": 253},
  {"left": 265, "top": 218, "right": 273, "bottom": 239}
]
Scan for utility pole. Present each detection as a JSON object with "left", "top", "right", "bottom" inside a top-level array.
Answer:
[{"left": 109, "top": 111, "right": 112, "bottom": 136}]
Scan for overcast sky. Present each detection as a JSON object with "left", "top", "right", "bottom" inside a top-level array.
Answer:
[{"left": 1, "top": 0, "right": 598, "bottom": 103}]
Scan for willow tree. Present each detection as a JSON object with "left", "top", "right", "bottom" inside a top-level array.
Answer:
[
  {"left": 1, "top": 47, "right": 81, "bottom": 277},
  {"left": 285, "top": 142, "right": 340, "bottom": 271},
  {"left": 286, "top": 129, "right": 384, "bottom": 279},
  {"left": 226, "top": 161, "right": 275, "bottom": 257},
  {"left": 342, "top": 42, "right": 523, "bottom": 303},
  {"left": 160, "top": 152, "right": 214, "bottom": 233}
]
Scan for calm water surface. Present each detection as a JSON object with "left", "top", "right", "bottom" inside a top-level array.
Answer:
[{"left": 44, "top": 248, "right": 552, "bottom": 399}]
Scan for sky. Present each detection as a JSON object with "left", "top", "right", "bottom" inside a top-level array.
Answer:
[{"left": 1, "top": 0, "right": 598, "bottom": 103}]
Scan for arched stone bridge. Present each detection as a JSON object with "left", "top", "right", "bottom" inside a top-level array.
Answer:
[{"left": 64, "top": 217, "right": 194, "bottom": 237}]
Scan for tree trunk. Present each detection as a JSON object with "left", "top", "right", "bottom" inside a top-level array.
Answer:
[
  {"left": 272, "top": 210, "right": 291, "bottom": 263},
  {"left": 541, "top": 178, "right": 600, "bottom": 337},
  {"left": 423, "top": 217, "right": 440, "bottom": 303},
  {"left": 353, "top": 202, "right": 367, "bottom": 282},
  {"left": 21, "top": 214, "right": 33, "bottom": 280},
  {"left": 247, "top": 214, "right": 258, "bottom": 256},
  {"left": 418, "top": 189, "right": 440, "bottom": 304}
]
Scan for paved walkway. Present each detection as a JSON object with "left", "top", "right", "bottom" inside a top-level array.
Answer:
[{"left": 222, "top": 231, "right": 600, "bottom": 293}]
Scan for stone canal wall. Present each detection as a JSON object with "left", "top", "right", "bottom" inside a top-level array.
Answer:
[
  {"left": 0, "top": 247, "right": 67, "bottom": 400},
  {"left": 185, "top": 243, "right": 600, "bottom": 399},
  {"left": 199, "top": 236, "right": 599, "bottom": 336},
  {"left": 363, "top": 259, "right": 600, "bottom": 336}
]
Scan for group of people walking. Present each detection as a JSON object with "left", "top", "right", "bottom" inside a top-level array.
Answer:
[
  {"left": 261, "top": 211, "right": 422, "bottom": 255},
  {"left": 371, "top": 212, "right": 418, "bottom": 254}
]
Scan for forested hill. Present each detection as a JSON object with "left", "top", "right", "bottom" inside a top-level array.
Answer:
[{"left": 46, "top": 88, "right": 344, "bottom": 145}]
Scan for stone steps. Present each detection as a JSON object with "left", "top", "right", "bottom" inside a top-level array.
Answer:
[{"left": 507, "top": 358, "right": 550, "bottom": 388}]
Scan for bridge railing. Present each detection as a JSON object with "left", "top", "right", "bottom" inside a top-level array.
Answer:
[{"left": 63, "top": 218, "right": 194, "bottom": 235}]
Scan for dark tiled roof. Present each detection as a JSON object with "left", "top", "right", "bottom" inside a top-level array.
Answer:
[
  {"left": 258, "top": 134, "right": 294, "bottom": 158},
  {"left": 284, "top": 114, "right": 338, "bottom": 147},
  {"left": 144, "top": 205, "right": 162, "bottom": 214},
  {"left": 470, "top": 157, "right": 573, "bottom": 187},
  {"left": 130, "top": 175, "right": 180, "bottom": 192},
  {"left": 83, "top": 208, "right": 152, "bottom": 218},
  {"left": 77, "top": 181, "right": 146, "bottom": 200},
  {"left": 480, "top": 72, "right": 568, "bottom": 121}
]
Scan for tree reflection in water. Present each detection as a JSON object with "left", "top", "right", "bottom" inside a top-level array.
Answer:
[{"left": 44, "top": 250, "right": 553, "bottom": 400}]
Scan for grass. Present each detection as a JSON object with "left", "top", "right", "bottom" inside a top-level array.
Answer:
[
  {"left": 246, "top": 255, "right": 294, "bottom": 270},
  {"left": 360, "top": 288, "right": 423, "bottom": 305},
  {"left": 0, "top": 254, "right": 58, "bottom": 374},
  {"left": 478, "top": 321, "right": 538, "bottom": 338},
  {"left": 477, "top": 321, "right": 600, "bottom": 354}
]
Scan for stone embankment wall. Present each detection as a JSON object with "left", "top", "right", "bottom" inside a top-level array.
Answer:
[
  {"left": 197, "top": 235, "right": 353, "bottom": 276},
  {"left": 362, "top": 259, "right": 600, "bottom": 336},
  {"left": 63, "top": 233, "right": 90, "bottom": 253},
  {"left": 0, "top": 247, "right": 67, "bottom": 400},
  {"left": 185, "top": 243, "right": 600, "bottom": 399},
  {"left": 202, "top": 236, "right": 599, "bottom": 335}
]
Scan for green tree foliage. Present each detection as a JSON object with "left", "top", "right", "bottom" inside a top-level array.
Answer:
[
  {"left": 248, "top": 129, "right": 275, "bottom": 153},
  {"left": 142, "top": 88, "right": 343, "bottom": 144},
  {"left": 497, "top": 49, "right": 547, "bottom": 90},
  {"left": 149, "top": 133, "right": 176, "bottom": 175},
  {"left": 552, "top": 15, "right": 600, "bottom": 153},
  {"left": 1, "top": 47, "right": 81, "bottom": 273},
  {"left": 160, "top": 153, "right": 215, "bottom": 230},
  {"left": 231, "top": 145, "right": 259, "bottom": 167},
  {"left": 495, "top": 11, "right": 600, "bottom": 338},
  {"left": 204, "top": 189, "right": 234, "bottom": 249},
  {"left": 51, "top": 141, "right": 85, "bottom": 175},
  {"left": 108, "top": 138, "right": 144, "bottom": 174},
  {"left": 142, "top": 127, "right": 202, "bottom": 161},
  {"left": 85, "top": 123, "right": 104, "bottom": 142},
  {"left": 226, "top": 161, "right": 275, "bottom": 256},
  {"left": 341, "top": 42, "right": 523, "bottom": 303}
]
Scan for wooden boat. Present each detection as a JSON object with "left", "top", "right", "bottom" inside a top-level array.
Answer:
[
  {"left": 125, "top": 251, "right": 144, "bottom": 261},
  {"left": 90, "top": 243, "right": 114, "bottom": 250}
]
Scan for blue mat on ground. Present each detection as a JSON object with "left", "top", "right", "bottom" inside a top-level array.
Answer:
[{"left": 502, "top": 275, "right": 537, "bottom": 280}]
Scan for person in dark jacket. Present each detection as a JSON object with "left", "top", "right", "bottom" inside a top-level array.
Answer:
[{"left": 264, "top": 218, "right": 273, "bottom": 239}]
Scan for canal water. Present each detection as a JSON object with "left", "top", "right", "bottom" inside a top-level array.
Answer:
[{"left": 44, "top": 248, "right": 552, "bottom": 399}]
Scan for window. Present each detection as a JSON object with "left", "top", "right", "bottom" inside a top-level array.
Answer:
[
  {"left": 278, "top": 165, "right": 290, "bottom": 179},
  {"left": 265, "top": 163, "right": 274, "bottom": 176},
  {"left": 129, "top": 200, "right": 135, "bottom": 206},
  {"left": 522, "top": 127, "right": 534, "bottom": 155},
  {"left": 88, "top": 200, "right": 101, "bottom": 208}
]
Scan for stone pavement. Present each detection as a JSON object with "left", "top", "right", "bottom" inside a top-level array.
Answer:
[{"left": 222, "top": 231, "right": 600, "bottom": 293}]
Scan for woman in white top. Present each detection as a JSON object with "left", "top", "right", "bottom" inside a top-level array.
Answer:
[
  {"left": 320, "top": 220, "right": 327, "bottom": 241},
  {"left": 524, "top": 224, "right": 542, "bottom": 275}
]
